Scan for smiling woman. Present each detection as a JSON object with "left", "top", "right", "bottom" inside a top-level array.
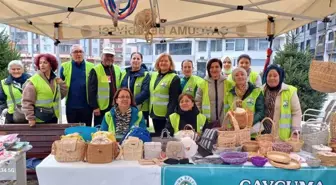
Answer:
[{"left": 0, "top": 60, "right": 31, "bottom": 123}]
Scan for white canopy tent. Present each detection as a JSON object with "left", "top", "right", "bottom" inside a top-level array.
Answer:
[{"left": 1, "top": 0, "right": 335, "bottom": 124}]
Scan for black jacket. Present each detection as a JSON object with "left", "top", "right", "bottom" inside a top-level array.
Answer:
[
  {"left": 166, "top": 105, "right": 209, "bottom": 134},
  {"left": 150, "top": 70, "right": 181, "bottom": 119},
  {"left": 88, "top": 63, "right": 120, "bottom": 111}
]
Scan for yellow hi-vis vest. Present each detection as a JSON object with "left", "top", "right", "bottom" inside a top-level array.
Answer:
[
  {"left": 169, "top": 113, "right": 207, "bottom": 134},
  {"left": 104, "top": 111, "right": 143, "bottom": 134},
  {"left": 29, "top": 74, "right": 60, "bottom": 122},
  {"left": 149, "top": 72, "right": 176, "bottom": 117},
  {"left": 1, "top": 79, "right": 22, "bottom": 114},
  {"left": 182, "top": 75, "right": 203, "bottom": 98},
  {"left": 121, "top": 71, "right": 149, "bottom": 112},
  {"left": 93, "top": 64, "right": 121, "bottom": 110},
  {"left": 61, "top": 61, "right": 94, "bottom": 103}
]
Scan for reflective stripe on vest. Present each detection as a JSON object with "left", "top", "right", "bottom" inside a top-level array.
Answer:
[
  {"left": 182, "top": 75, "right": 202, "bottom": 98},
  {"left": 225, "top": 88, "right": 261, "bottom": 113},
  {"left": 61, "top": 61, "right": 94, "bottom": 103},
  {"left": 1, "top": 79, "right": 22, "bottom": 114},
  {"left": 94, "top": 64, "right": 121, "bottom": 110},
  {"left": 278, "top": 86, "right": 297, "bottom": 141},
  {"left": 169, "top": 113, "right": 207, "bottom": 134},
  {"left": 105, "top": 111, "right": 143, "bottom": 134},
  {"left": 29, "top": 74, "right": 60, "bottom": 122},
  {"left": 200, "top": 79, "right": 233, "bottom": 120},
  {"left": 121, "top": 71, "right": 149, "bottom": 112},
  {"left": 228, "top": 71, "right": 259, "bottom": 86},
  {"left": 149, "top": 72, "right": 176, "bottom": 117}
]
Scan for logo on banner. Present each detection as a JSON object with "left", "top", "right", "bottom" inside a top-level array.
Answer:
[{"left": 174, "top": 176, "right": 197, "bottom": 185}]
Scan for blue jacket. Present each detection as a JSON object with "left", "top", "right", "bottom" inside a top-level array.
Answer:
[
  {"left": 101, "top": 106, "right": 146, "bottom": 132},
  {"left": 120, "top": 64, "right": 150, "bottom": 106},
  {"left": 60, "top": 60, "right": 90, "bottom": 109},
  {"left": 0, "top": 73, "right": 31, "bottom": 113}
]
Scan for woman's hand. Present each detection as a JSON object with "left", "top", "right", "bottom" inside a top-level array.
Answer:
[
  {"left": 55, "top": 77, "right": 64, "bottom": 84},
  {"left": 29, "top": 120, "right": 36, "bottom": 127}
]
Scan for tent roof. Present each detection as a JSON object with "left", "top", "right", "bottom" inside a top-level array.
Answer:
[{"left": 1, "top": 0, "right": 335, "bottom": 41}]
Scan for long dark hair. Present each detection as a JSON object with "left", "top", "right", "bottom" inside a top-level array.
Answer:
[{"left": 206, "top": 58, "right": 222, "bottom": 77}]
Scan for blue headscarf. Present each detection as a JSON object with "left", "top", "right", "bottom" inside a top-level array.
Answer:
[{"left": 262, "top": 64, "right": 285, "bottom": 90}]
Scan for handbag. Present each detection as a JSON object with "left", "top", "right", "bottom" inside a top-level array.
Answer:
[
  {"left": 64, "top": 126, "right": 99, "bottom": 142},
  {"left": 34, "top": 85, "right": 58, "bottom": 122},
  {"left": 198, "top": 128, "right": 218, "bottom": 152},
  {"left": 8, "top": 85, "right": 27, "bottom": 123},
  {"left": 152, "top": 129, "right": 178, "bottom": 152},
  {"left": 174, "top": 124, "right": 199, "bottom": 141}
]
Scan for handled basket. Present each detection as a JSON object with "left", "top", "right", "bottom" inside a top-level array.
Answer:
[
  {"left": 256, "top": 117, "right": 277, "bottom": 142},
  {"left": 86, "top": 142, "right": 120, "bottom": 163},
  {"left": 286, "top": 130, "right": 304, "bottom": 152},
  {"left": 309, "top": 60, "right": 336, "bottom": 93},
  {"left": 302, "top": 122, "right": 329, "bottom": 153}
]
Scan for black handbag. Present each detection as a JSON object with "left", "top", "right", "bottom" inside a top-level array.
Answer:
[
  {"left": 34, "top": 85, "right": 58, "bottom": 122},
  {"left": 197, "top": 128, "right": 218, "bottom": 156}
]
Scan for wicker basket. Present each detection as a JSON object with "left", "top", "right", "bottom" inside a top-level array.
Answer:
[
  {"left": 53, "top": 138, "right": 87, "bottom": 162},
  {"left": 312, "top": 144, "right": 332, "bottom": 157},
  {"left": 218, "top": 111, "right": 251, "bottom": 146},
  {"left": 272, "top": 142, "right": 293, "bottom": 153},
  {"left": 286, "top": 131, "right": 304, "bottom": 152},
  {"left": 302, "top": 123, "right": 329, "bottom": 153},
  {"left": 122, "top": 137, "right": 143, "bottom": 160},
  {"left": 258, "top": 140, "right": 273, "bottom": 156},
  {"left": 217, "top": 134, "right": 236, "bottom": 148},
  {"left": 242, "top": 141, "right": 259, "bottom": 152},
  {"left": 329, "top": 142, "right": 336, "bottom": 152},
  {"left": 309, "top": 60, "right": 336, "bottom": 93},
  {"left": 316, "top": 151, "right": 336, "bottom": 166},
  {"left": 86, "top": 142, "right": 120, "bottom": 163},
  {"left": 256, "top": 117, "right": 277, "bottom": 142}
]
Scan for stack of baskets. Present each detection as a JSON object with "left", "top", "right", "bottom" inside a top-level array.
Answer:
[
  {"left": 317, "top": 151, "right": 336, "bottom": 166},
  {"left": 256, "top": 117, "right": 276, "bottom": 156}
]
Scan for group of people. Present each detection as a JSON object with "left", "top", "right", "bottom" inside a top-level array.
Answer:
[{"left": 0, "top": 44, "right": 302, "bottom": 141}]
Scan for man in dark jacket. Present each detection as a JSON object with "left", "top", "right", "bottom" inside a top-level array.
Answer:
[{"left": 88, "top": 47, "right": 122, "bottom": 127}]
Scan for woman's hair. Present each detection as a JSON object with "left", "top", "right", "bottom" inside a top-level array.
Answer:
[
  {"left": 206, "top": 58, "right": 222, "bottom": 77},
  {"left": 7, "top": 60, "right": 24, "bottom": 71},
  {"left": 34, "top": 54, "right": 58, "bottom": 72},
  {"left": 181, "top": 59, "right": 193, "bottom": 68},
  {"left": 130, "top": 52, "right": 143, "bottom": 60},
  {"left": 113, "top": 88, "right": 136, "bottom": 107},
  {"left": 178, "top": 93, "right": 195, "bottom": 103},
  {"left": 237, "top": 54, "right": 251, "bottom": 64},
  {"left": 154, "top": 53, "right": 175, "bottom": 71}
]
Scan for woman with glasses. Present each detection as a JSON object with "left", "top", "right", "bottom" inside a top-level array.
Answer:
[{"left": 100, "top": 88, "right": 146, "bottom": 137}]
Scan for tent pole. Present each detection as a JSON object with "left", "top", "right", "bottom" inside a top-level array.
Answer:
[
  {"left": 181, "top": 0, "right": 320, "bottom": 21},
  {"left": 54, "top": 22, "right": 63, "bottom": 124}
]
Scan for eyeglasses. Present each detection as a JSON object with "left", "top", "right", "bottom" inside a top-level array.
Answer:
[
  {"left": 118, "top": 96, "right": 131, "bottom": 99},
  {"left": 72, "top": 50, "right": 83, "bottom": 54}
]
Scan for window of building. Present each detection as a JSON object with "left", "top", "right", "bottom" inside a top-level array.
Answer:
[
  {"left": 307, "top": 23, "right": 311, "bottom": 30},
  {"left": 140, "top": 44, "right": 153, "bottom": 55},
  {"left": 155, "top": 43, "right": 167, "bottom": 55},
  {"left": 235, "top": 39, "right": 245, "bottom": 51},
  {"left": 300, "top": 42, "right": 305, "bottom": 51},
  {"left": 259, "top": 39, "right": 269, "bottom": 50},
  {"left": 306, "top": 40, "right": 311, "bottom": 49},
  {"left": 169, "top": 42, "right": 192, "bottom": 55},
  {"left": 93, "top": 48, "right": 98, "bottom": 55},
  {"left": 273, "top": 38, "right": 281, "bottom": 50},
  {"left": 16, "top": 44, "right": 28, "bottom": 52},
  {"left": 43, "top": 45, "right": 51, "bottom": 52},
  {"left": 225, "top": 39, "right": 235, "bottom": 51},
  {"left": 210, "top": 40, "right": 222, "bottom": 52},
  {"left": 198, "top": 41, "right": 207, "bottom": 52},
  {"left": 248, "top": 39, "right": 258, "bottom": 51},
  {"left": 328, "top": 31, "right": 334, "bottom": 41},
  {"left": 59, "top": 45, "right": 71, "bottom": 53}
]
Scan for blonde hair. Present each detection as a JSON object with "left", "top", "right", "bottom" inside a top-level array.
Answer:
[{"left": 154, "top": 53, "right": 175, "bottom": 71}]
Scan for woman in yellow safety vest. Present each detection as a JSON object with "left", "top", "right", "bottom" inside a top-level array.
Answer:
[
  {"left": 0, "top": 60, "right": 30, "bottom": 123},
  {"left": 262, "top": 64, "right": 302, "bottom": 141},
  {"left": 180, "top": 59, "right": 203, "bottom": 98},
  {"left": 149, "top": 53, "right": 181, "bottom": 137},
  {"left": 224, "top": 67, "right": 264, "bottom": 139},
  {"left": 120, "top": 52, "right": 150, "bottom": 127},
  {"left": 228, "top": 54, "right": 262, "bottom": 87},
  {"left": 101, "top": 88, "right": 146, "bottom": 138},
  {"left": 166, "top": 93, "right": 208, "bottom": 135},
  {"left": 195, "top": 58, "right": 233, "bottom": 126},
  {"left": 22, "top": 54, "right": 68, "bottom": 127},
  {"left": 221, "top": 56, "right": 232, "bottom": 78}
]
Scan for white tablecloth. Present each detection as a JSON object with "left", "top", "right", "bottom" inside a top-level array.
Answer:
[{"left": 36, "top": 155, "right": 161, "bottom": 185}]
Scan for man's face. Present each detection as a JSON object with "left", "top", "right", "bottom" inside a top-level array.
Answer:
[
  {"left": 102, "top": 53, "right": 114, "bottom": 66},
  {"left": 71, "top": 47, "right": 84, "bottom": 62}
]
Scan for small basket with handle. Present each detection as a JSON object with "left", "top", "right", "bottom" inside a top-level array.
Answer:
[
  {"left": 286, "top": 130, "right": 304, "bottom": 152},
  {"left": 256, "top": 117, "right": 276, "bottom": 142}
]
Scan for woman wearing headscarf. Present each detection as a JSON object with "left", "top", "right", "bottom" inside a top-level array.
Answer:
[
  {"left": 224, "top": 67, "right": 264, "bottom": 138},
  {"left": 221, "top": 56, "right": 232, "bottom": 78},
  {"left": 0, "top": 60, "right": 30, "bottom": 123},
  {"left": 262, "top": 64, "right": 302, "bottom": 141}
]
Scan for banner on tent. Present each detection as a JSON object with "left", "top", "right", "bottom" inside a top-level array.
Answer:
[{"left": 161, "top": 165, "right": 336, "bottom": 185}]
